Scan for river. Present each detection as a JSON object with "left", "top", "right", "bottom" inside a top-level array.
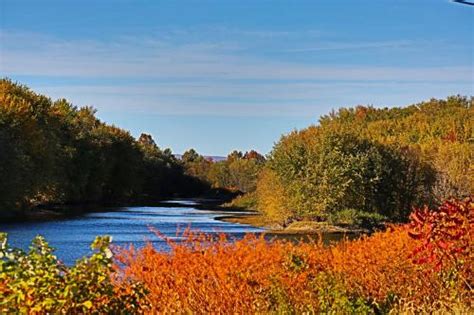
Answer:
[
  {"left": 0, "top": 199, "right": 356, "bottom": 265},
  {"left": 0, "top": 200, "right": 265, "bottom": 265}
]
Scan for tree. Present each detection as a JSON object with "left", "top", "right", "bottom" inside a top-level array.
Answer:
[
  {"left": 182, "top": 149, "right": 202, "bottom": 163},
  {"left": 0, "top": 79, "right": 207, "bottom": 216},
  {"left": 243, "top": 150, "right": 266, "bottom": 163},
  {"left": 259, "top": 128, "right": 435, "bottom": 221}
]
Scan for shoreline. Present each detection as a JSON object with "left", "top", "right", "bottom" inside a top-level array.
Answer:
[
  {"left": 0, "top": 189, "right": 239, "bottom": 223},
  {"left": 2, "top": 197, "right": 374, "bottom": 236},
  {"left": 215, "top": 212, "right": 371, "bottom": 235}
]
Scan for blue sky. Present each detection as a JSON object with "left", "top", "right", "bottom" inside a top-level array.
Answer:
[{"left": 1, "top": 0, "right": 472, "bottom": 155}]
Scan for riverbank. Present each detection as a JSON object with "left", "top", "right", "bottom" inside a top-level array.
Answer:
[
  {"left": 0, "top": 188, "right": 240, "bottom": 223},
  {"left": 2, "top": 194, "right": 376, "bottom": 236},
  {"left": 216, "top": 212, "right": 371, "bottom": 234},
  {"left": 3, "top": 198, "right": 470, "bottom": 313},
  {"left": 1, "top": 202, "right": 150, "bottom": 223},
  {"left": 214, "top": 192, "right": 380, "bottom": 234}
]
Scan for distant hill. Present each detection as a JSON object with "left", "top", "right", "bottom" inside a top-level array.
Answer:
[{"left": 174, "top": 154, "right": 226, "bottom": 162}]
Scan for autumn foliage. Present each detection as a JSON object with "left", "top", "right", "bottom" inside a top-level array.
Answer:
[
  {"left": 116, "top": 198, "right": 473, "bottom": 313},
  {"left": 0, "top": 235, "right": 148, "bottom": 313},
  {"left": 1, "top": 199, "right": 472, "bottom": 312},
  {"left": 0, "top": 79, "right": 206, "bottom": 217},
  {"left": 256, "top": 97, "right": 473, "bottom": 224}
]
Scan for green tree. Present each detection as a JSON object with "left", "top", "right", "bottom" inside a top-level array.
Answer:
[{"left": 0, "top": 79, "right": 208, "bottom": 216}]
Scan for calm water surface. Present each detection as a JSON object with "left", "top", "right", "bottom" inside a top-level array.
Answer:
[{"left": 0, "top": 200, "right": 264, "bottom": 265}]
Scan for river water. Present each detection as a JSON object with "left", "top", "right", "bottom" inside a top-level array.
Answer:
[{"left": 0, "top": 200, "right": 265, "bottom": 265}]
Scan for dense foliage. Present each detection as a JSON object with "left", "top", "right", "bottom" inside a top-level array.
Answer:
[
  {"left": 0, "top": 234, "right": 148, "bottom": 313},
  {"left": 1, "top": 199, "right": 471, "bottom": 313},
  {"left": 117, "top": 198, "right": 472, "bottom": 313},
  {"left": 181, "top": 149, "right": 265, "bottom": 193},
  {"left": 258, "top": 96, "right": 473, "bottom": 223},
  {"left": 0, "top": 79, "right": 206, "bottom": 217}
]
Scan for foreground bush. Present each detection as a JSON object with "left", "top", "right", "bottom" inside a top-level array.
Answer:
[
  {"left": 1, "top": 198, "right": 471, "bottom": 313},
  {"left": 118, "top": 198, "right": 473, "bottom": 313},
  {"left": 0, "top": 235, "right": 148, "bottom": 313}
]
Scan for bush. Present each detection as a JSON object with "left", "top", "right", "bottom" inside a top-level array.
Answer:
[
  {"left": 260, "top": 131, "right": 433, "bottom": 221},
  {"left": 223, "top": 191, "right": 258, "bottom": 210},
  {"left": 0, "top": 234, "right": 148, "bottom": 313},
  {"left": 256, "top": 168, "right": 289, "bottom": 222},
  {"left": 2, "top": 199, "right": 471, "bottom": 313},
  {"left": 256, "top": 96, "right": 472, "bottom": 224},
  {"left": 117, "top": 198, "right": 473, "bottom": 313},
  {"left": 328, "top": 208, "right": 387, "bottom": 227}
]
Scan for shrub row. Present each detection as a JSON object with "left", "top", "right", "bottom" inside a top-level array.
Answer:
[{"left": 1, "top": 199, "right": 472, "bottom": 313}]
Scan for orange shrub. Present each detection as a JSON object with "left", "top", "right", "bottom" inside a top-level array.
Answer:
[{"left": 116, "top": 199, "right": 473, "bottom": 313}]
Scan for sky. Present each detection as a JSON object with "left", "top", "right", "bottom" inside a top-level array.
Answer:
[{"left": 0, "top": 0, "right": 473, "bottom": 156}]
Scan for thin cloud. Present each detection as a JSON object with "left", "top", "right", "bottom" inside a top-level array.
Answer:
[
  {"left": 1, "top": 30, "right": 472, "bottom": 118},
  {"left": 30, "top": 79, "right": 472, "bottom": 118},
  {"left": 1, "top": 31, "right": 471, "bottom": 82},
  {"left": 283, "top": 40, "right": 413, "bottom": 52}
]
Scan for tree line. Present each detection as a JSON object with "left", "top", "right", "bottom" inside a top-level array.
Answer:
[
  {"left": 256, "top": 96, "right": 473, "bottom": 224},
  {"left": 0, "top": 79, "right": 207, "bottom": 217},
  {"left": 1, "top": 79, "right": 471, "bottom": 225},
  {"left": 180, "top": 148, "right": 265, "bottom": 193}
]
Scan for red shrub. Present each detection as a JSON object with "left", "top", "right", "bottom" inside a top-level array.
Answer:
[
  {"left": 409, "top": 198, "right": 472, "bottom": 270},
  {"left": 114, "top": 199, "right": 473, "bottom": 313}
]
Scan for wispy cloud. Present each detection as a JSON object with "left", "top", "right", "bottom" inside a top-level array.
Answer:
[
  {"left": 1, "top": 31, "right": 471, "bottom": 81},
  {"left": 1, "top": 30, "right": 472, "bottom": 117},
  {"left": 282, "top": 40, "right": 413, "bottom": 52}
]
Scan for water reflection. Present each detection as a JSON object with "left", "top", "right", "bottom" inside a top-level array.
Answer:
[
  {"left": 0, "top": 200, "right": 263, "bottom": 265},
  {"left": 0, "top": 200, "right": 359, "bottom": 265}
]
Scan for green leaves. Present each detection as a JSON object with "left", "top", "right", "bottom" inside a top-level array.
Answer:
[
  {"left": 0, "top": 232, "right": 7, "bottom": 251},
  {"left": 0, "top": 79, "right": 205, "bottom": 217},
  {"left": 256, "top": 95, "right": 471, "bottom": 223},
  {"left": 91, "top": 235, "right": 112, "bottom": 251},
  {"left": 181, "top": 148, "right": 265, "bottom": 193},
  {"left": 263, "top": 130, "right": 427, "bottom": 220},
  {"left": 0, "top": 234, "right": 148, "bottom": 313}
]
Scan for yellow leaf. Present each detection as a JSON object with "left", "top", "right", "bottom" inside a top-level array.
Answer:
[{"left": 83, "top": 301, "right": 93, "bottom": 309}]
